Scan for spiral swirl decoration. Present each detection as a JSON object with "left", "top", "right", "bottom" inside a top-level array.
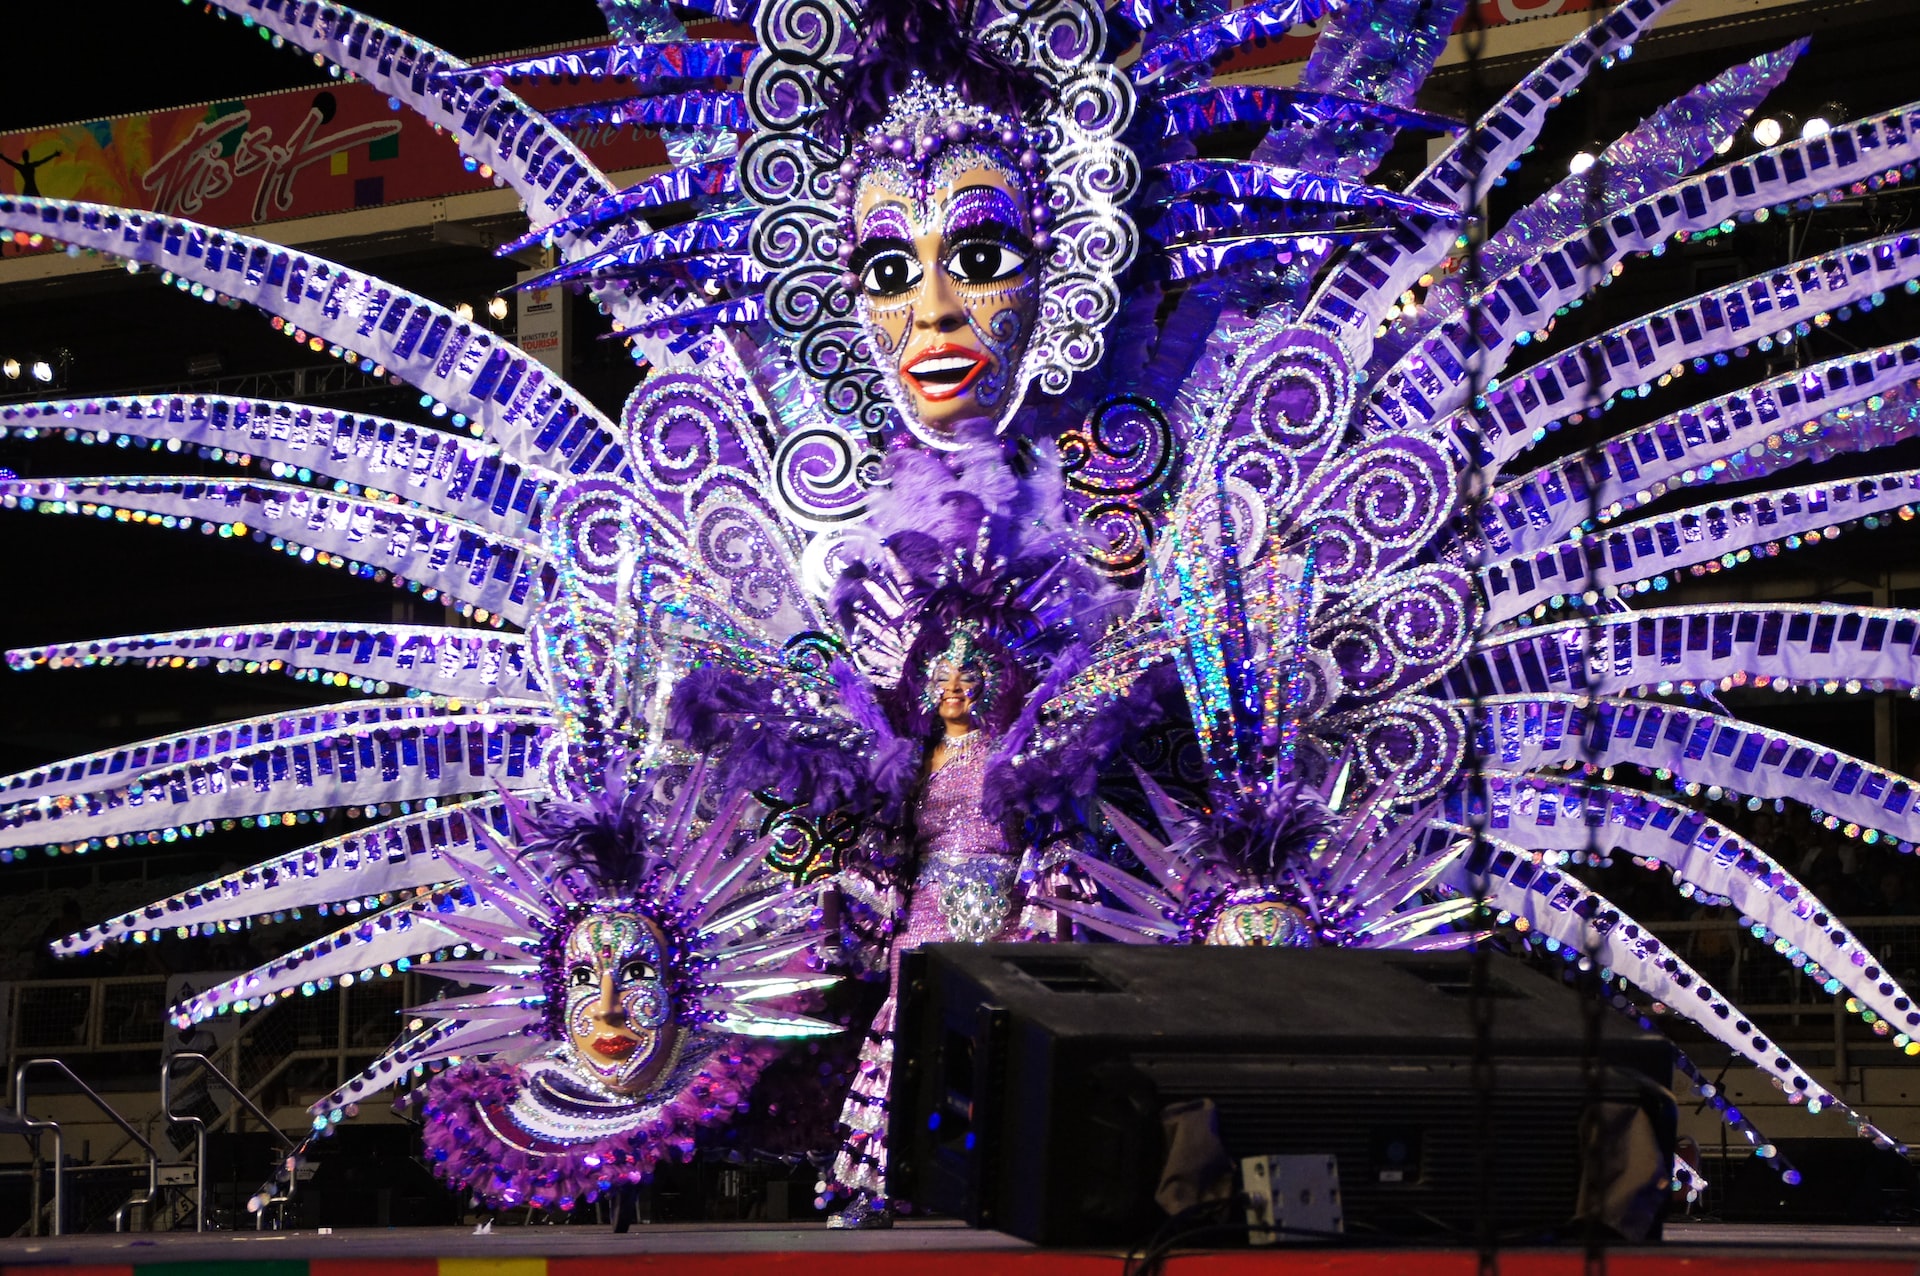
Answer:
[
  {"left": 1342, "top": 698, "right": 1468, "bottom": 800},
  {"left": 774, "top": 423, "right": 881, "bottom": 529},
  {"left": 1314, "top": 567, "right": 1476, "bottom": 709},
  {"left": 693, "top": 497, "right": 803, "bottom": 624},
  {"left": 1061, "top": 394, "right": 1179, "bottom": 577},
  {"left": 549, "top": 481, "right": 658, "bottom": 594},
  {"left": 1283, "top": 435, "right": 1456, "bottom": 594}
]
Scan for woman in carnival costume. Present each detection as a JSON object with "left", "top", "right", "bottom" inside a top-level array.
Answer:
[
  {"left": 7, "top": 0, "right": 1920, "bottom": 1218},
  {"left": 816, "top": 617, "right": 1058, "bottom": 1227}
]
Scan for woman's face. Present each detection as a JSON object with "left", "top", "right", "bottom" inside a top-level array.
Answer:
[
  {"left": 931, "top": 658, "right": 986, "bottom": 727},
  {"left": 851, "top": 150, "right": 1040, "bottom": 438},
  {"left": 561, "top": 911, "right": 679, "bottom": 1095}
]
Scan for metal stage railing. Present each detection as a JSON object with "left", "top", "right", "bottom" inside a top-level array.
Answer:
[
  {"left": 5, "top": 973, "right": 419, "bottom": 1119},
  {"left": 0, "top": 975, "right": 419, "bottom": 1234},
  {"left": 161, "top": 1052, "right": 299, "bottom": 1232},
  {"left": 14, "top": 1058, "right": 159, "bottom": 1235}
]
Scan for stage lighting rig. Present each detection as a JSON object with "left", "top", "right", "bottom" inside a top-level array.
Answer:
[{"left": 1, "top": 348, "right": 70, "bottom": 393}]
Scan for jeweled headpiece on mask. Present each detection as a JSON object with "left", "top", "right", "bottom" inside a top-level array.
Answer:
[{"left": 741, "top": 0, "right": 1138, "bottom": 446}]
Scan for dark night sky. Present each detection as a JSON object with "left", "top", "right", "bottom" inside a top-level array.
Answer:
[{"left": 3, "top": 3, "right": 612, "bottom": 133}]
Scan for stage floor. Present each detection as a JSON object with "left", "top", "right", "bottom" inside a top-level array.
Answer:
[{"left": 1, "top": 1222, "right": 1919, "bottom": 1274}]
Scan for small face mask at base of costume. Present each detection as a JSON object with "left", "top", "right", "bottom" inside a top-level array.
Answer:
[
  {"left": 852, "top": 149, "right": 1041, "bottom": 439},
  {"left": 561, "top": 911, "right": 680, "bottom": 1094},
  {"left": 1204, "top": 889, "right": 1315, "bottom": 948}
]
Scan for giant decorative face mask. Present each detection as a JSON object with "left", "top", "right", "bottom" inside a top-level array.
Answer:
[
  {"left": 851, "top": 145, "right": 1043, "bottom": 441},
  {"left": 559, "top": 910, "right": 681, "bottom": 1094}
]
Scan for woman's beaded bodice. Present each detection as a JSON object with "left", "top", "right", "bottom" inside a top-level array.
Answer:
[
  {"left": 895, "top": 729, "right": 1027, "bottom": 956},
  {"left": 916, "top": 730, "right": 1008, "bottom": 863}
]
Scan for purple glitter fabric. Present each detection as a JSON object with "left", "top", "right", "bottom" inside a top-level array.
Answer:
[
  {"left": 897, "top": 731, "right": 1034, "bottom": 967},
  {"left": 420, "top": 1044, "right": 775, "bottom": 1211},
  {"left": 1256, "top": 0, "right": 1468, "bottom": 182}
]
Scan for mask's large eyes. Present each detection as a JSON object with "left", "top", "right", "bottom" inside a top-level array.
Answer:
[
  {"left": 860, "top": 250, "right": 923, "bottom": 297},
  {"left": 568, "top": 964, "right": 596, "bottom": 989},
  {"left": 946, "top": 241, "right": 1028, "bottom": 286},
  {"left": 618, "top": 959, "right": 658, "bottom": 984}
]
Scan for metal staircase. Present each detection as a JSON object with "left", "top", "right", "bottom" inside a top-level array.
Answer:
[{"left": 1, "top": 972, "right": 424, "bottom": 1234}]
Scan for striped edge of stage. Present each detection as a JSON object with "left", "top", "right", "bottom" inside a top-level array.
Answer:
[{"left": 7, "top": 1255, "right": 1920, "bottom": 1275}]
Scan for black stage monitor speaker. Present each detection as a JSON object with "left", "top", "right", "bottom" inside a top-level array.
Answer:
[{"left": 890, "top": 945, "right": 1675, "bottom": 1246}]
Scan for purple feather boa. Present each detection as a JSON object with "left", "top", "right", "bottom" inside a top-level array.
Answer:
[
  {"left": 863, "top": 421, "right": 1093, "bottom": 575},
  {"left": 419, "top": 1045, "right": 775, "bottom": 1211},
  {"left": 832, "top": 426, "right": 1127, "bottom": 672},
  {"left": 984, "top": 661, "right": 1182, "bottom": 822},
  {"left": 668, "top": 665, "right": 873, "bottom": 816},
  {"left": 667, "top": 664, "right": 919, "bottom": 821}
]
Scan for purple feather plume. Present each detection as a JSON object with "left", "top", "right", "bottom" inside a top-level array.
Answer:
[
  {"left": 984, "top": 661, "right": 1182, "bottom": 822},
  {"left": 819, "top": 0, "right": 1046, "bottom": 142},
  {"left": 1205, "top": 781, "right": 1336, "bottom": 881},
  {"left": 505, "top": 768, "right": 655, "bottom": 895},
  {"left": 667, "top": 664, "right": 908, "bottom": 820}
]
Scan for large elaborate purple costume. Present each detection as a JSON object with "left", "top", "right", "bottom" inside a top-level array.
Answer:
[{"left": 5, "top": 0, "right": 1920, "bottom": 1215}]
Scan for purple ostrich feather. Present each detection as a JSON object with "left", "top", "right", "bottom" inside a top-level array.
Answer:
[
  {"left": 667, "top": 665, "right": 884, "bottom": 819},
  {"left": 818, "top": 0, "right": 1046, "bottom": 142},
  {"left": 1203, "top": 780, "right": 1337, "bottom": 882}
]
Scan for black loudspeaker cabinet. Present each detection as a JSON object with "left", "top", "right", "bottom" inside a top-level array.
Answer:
[{"left": 889, "top": 945, "right": 1676, "bottom": 1246}]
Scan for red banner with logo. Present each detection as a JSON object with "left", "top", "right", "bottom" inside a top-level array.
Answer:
[
  {"left": 0, "top": 49, "right": 676, "bottom": 257},
  {"left": 1, "top": 0, "right": 1597, "bottom": 257}
]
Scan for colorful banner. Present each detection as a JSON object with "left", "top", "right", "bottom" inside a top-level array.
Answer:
[
  {"left": 0, "top": 0, "right": 1597, "bottom": 258},
  {"left": 0, "top": 48, "right": 679, "bottom": 257}
]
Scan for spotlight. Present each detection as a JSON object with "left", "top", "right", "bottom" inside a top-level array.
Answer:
[
  {"left": 1, "top": 349, "right": 68, "bottom": 389},
  {"left": 1568, "top": 151, "right": 1596, "bottom": 176},
  {"left": 1713, "top": 133, "right": 1735, "bottom": 155},
  {"left": 488, "top": 296, "right": 510, "bottom": 321},
  {"left": 1752, "top": 117, "right": 1784, "bottom": 147},
  {"left": 453, "top": 302, "right": 475, "bottom": 322},
  {"left": 1801, "top": 116, "right": 1831, "bottom": 141}
]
